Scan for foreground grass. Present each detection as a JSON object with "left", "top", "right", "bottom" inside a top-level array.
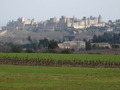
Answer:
[{"left": 0, "top": 65, "right": 120, "bottom": 90}]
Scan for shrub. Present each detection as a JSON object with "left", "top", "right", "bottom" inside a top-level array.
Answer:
[
  {"left": 61, "top": 49, "right": 73, "bottom": 54},
  {"left": 25, "top": 48, "right": 34, "bottom": 53},
  {"left": 11, "top": 45, "right": 22, "bottom": 53},
  {"left": 112, "top": 44, "right": 120, "bottom": 49}
]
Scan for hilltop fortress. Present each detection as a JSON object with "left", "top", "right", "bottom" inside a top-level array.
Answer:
[{"left": 2, "top": 15, "right": 105, "bottom": 31}]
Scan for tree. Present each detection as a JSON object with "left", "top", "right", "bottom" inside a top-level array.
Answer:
[
  {"left": 48, "top": 41, "right": 58, "bottom": 49},
  {"left": 38, "top": 38, "right": 49, "bottom": 49},
  {"left": 27, "top": 36, "right": 32, "bottom": 43},
  {"left": 92, "top": 35, "right": 98, "bottom": 42},
  {"left": 86, "top": 40, "right": 92, "bottom": 50},
  {"left": 92, "top": 44, "right": 98, "bottom": 50}
]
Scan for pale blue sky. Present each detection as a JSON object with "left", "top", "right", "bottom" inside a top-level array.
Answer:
[{"left": 0, "top": 0, "right": 120, "bottom": 25}]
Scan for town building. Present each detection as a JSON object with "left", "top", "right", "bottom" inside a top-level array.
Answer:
[
  {"left": 91, "top": 43, "right": 111, "bottom": 49},
  {"left": 58, "top": 41, "right": 86, "bottom": 51}
]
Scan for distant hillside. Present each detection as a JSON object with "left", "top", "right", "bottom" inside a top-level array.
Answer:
[{"left": 0, "top": 30, "right": 70, "bottom": 44}]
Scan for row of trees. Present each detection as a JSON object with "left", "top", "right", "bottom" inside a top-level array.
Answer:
[
  {"left": 26, "top": 36, "right": 59, "bottom": 50},
  {"left": 92, "top": 33, "right": 120, "bottom": 44},
  {"left": 0, "top": 38, "right": 59, "bottom": 53},
  {"left": 85, "top": 32, "right": 120, "bottom": 50}
]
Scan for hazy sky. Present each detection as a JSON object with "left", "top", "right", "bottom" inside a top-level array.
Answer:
[{"left": 0, "top": 0, "right": 120, "bottom": 25}]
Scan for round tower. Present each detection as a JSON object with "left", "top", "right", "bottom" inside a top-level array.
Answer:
[{"left": 98, "top": 15, "right": 102, "bottom": 23}]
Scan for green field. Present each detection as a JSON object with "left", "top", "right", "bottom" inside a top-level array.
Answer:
[
  {"left": 0, "top": 65, "right": 120, "bottom": 90},
  {"left": 0, "top": 53, "right": 120, "bottom": 62},
  {"left": 0, "top": 53, "right": 120, "bottom": 67},
  {"left": 0, "top": 53, "right": 120, "bottom": 89}
]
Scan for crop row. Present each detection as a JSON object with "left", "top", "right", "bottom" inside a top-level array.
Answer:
[
  {"left": 0, "top": 57, "right": 120, "bottom": 68},
  {"left": 0, "top": 53, "right": 120, "bottom": 68}
]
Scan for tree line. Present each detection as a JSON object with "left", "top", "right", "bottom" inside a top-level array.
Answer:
[{"left": 92, "top": 33, "right": 120, "bottom": 44}]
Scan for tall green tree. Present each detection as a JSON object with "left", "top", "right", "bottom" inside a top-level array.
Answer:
[
  {"left": 27, "top": 36, "right": 33, "bottom": 43},
  {"left": 86, "top": 40, "right": 92, "bottom": 50},
  {"left": 38, "top": 38, "right": 49, "bottom": 48}
]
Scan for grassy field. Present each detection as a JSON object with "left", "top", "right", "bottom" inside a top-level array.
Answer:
[
  {"left": 0, "top": 53, "right": 120, "bottom": 67},
  {"left": 0, "top": 65, "right": 120, "bottom": 90},
  {"left": 0, "top": 53, "right": 120, "bottom": 62}
]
